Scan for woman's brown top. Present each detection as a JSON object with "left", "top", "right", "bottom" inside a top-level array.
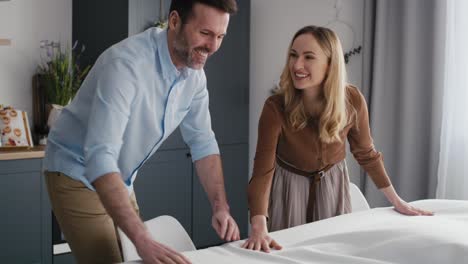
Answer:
[{"left": 248, "top": 85, "right": 391, "bottom": 218}]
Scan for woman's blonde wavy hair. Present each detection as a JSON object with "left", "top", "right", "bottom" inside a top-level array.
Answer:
[{"left": 277, "top": 25, "right": 353, "bottom": 143}]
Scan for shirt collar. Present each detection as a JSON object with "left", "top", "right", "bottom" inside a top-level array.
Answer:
[{"left": 155, "top": 28, "right": 189, "bottom": 81}]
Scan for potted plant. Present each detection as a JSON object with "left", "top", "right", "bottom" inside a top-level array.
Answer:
[{"left": 36, "top": 40, "right": 90, "bottom": 129}]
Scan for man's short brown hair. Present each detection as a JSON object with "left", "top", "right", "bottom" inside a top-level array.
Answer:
[{"left": 169, "top": 0, "right": 237, "bottom": 24}]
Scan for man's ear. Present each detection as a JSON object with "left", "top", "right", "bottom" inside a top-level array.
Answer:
[{"left": 168, "top": 10, "right": 180, "bottom": 31}]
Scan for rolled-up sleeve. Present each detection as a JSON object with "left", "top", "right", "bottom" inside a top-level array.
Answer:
[
  {"left": 347, "top": 87, "right": 391, "bottom": 188},
  {"left": 180, "top": 76, "right": 219, "bottom": 161},
  {"left": 84, "top": 59, "right": 137, "bottom": 183},
  {"left": 248, "top": 98, "right": 282, "bottom": 218}
]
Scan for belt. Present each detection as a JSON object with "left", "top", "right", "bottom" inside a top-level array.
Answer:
[{"left": 276, "top": 156, "right": 333, "bottom": 222}]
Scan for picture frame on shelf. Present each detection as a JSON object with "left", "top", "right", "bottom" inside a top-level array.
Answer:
[{"left": 0, "top": 106, "right": 34, "bottom": 150}]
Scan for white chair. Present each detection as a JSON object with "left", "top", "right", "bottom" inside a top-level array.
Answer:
[
  {"left": 349, "top": 183, "right": 370, "bottom": 212},
  {"left": 118, "top": 215, "right": 196, "bottom": 262}
]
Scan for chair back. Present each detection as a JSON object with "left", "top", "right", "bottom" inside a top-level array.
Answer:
[
  {"left": 349, "top": 183, "right": 370, "bottom": 212},
  {"left": 119, "top": 215, "right": 196, "bottom": 261}
]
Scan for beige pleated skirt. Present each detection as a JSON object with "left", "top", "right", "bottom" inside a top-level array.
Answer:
[{"left": 268, "top": 159, "right": 352, "bottom": 232}]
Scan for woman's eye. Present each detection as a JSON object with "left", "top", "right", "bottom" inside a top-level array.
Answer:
[
  {"left": 289, "top": 53, "right": 298, "bottom": 58},
  {"left": 305, "top": 56, "right": 315, "bottom": 60}
]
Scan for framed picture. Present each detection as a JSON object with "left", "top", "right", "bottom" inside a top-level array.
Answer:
[{"left": 0, "top": 106, "right": 34, "bottom": 149}]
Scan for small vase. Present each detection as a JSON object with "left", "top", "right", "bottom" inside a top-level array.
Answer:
[{"left": 47, "top": 104, "right": 64, "bottom": 129}]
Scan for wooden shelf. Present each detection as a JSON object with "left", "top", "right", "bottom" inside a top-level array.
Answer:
[{"left": 0, "top": 146, "right": 45, "bottom": 160}]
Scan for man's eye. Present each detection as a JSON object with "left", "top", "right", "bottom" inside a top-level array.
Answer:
[{"left": 201, "top": 31, "right": 209, "bottom": 35}]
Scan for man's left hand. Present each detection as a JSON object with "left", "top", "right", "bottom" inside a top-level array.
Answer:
[{"left": 212, "top": 210, "right": 240, "bottom": 242}]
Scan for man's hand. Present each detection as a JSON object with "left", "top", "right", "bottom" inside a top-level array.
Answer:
[
  {"left": 194, "top": 155, "right": 240, "bottom": 242},
  {"left": 94, "top": 173, "right": 191, "bottom": 263},
  {"left": 212, "top": 209, "right": 240, "bottom": 242},
  {"left": 135, "top": 235, "right": 192, "bottom": 264}
]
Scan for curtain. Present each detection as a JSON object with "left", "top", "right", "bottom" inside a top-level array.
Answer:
[
  {"left": 362, "top": 0, "right": 447, "bottom": 207},
  {"left": 436, "top": 0, "right": 468, "bottom": 200}
]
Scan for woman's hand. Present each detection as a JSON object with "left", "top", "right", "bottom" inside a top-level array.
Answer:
[
  {"left": 241, "top": 215, "right": 282, "bottom": 253},
  {"left": 393, "top": 199, "right": 434, "bottom": 216},
  {"left": 380, "top": 185, "right": 434, "bottom": 216}
]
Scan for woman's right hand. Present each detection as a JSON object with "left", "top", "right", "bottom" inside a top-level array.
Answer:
[{"left": 241, "top": 215, "right": 282, "bottom": 253}]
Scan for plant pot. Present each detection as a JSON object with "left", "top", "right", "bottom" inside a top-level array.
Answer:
[{"left": 47, "top": 104, "right": 64, "bottom": 129}]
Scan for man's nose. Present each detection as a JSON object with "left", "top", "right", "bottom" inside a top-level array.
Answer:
[{"left": 207, "top": 37, "right": 221, "bottom": 53}]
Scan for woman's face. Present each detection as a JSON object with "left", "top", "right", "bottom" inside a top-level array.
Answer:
[{"left": 288, "top": 33, "right": 329, "bottom": 93}]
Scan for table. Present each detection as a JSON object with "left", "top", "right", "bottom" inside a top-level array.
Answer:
[{"left": 124, "top": 199, "right": 468, "bottom": 264}]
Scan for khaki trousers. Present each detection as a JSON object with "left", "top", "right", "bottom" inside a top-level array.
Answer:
[{"left": 45, "top": 171, "right": 140, "bottom": 264}]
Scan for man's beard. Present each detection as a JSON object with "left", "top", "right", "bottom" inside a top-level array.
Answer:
[{"left": 173, "top": 28, "right": 210, "bottom": 69}]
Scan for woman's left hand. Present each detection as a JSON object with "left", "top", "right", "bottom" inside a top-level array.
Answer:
[
  {"left": 380, "top": 185, "right": 434, "bottom": 216},
  {"left": 393, "top": 199, "right": 434, "bottom": 216}
]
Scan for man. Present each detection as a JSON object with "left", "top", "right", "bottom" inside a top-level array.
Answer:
[{"left": 43, "top": 0, "right": 239, "bottom": 263}]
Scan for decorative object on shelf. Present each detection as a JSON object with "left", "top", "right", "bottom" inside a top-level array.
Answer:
[
  {"left": 0, "top": 105, "right": 34, "bottom": 149},
  {"left": 0, "top": 38, "right": 11, "bottom": 46},
  {"left": 32, "top": 75, "right": 49, "bottom": 145},
  {"left": 37, "top": 40, "right": 90, "bottom": 106},
  {"left": 46, "top": 104, "right": 64, "bottom": 130},
  {"left": 324, "top": 0, "right": 362, "bottom": 64},
  {"left": 154, "top": 0, "right": 168, "bottom": 29},
  {"left": 33, "top": 40, "right": 90, "bottom": 142},
  {"left": 344, "top": 46, "right": 362, "bottom": 64}
]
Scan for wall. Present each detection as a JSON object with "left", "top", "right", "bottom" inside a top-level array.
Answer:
[
  {"left": 0, "top": 0, "right": 366, "bottom": 183},
  {"left": 249, "top": 0, "right": 365, "bottom": 184},
  {"left": 0, "top": 0, "right": 72, "bottom": 121},
  {"left": 129, "top": 0, "right": 171, "bottom": 36}
]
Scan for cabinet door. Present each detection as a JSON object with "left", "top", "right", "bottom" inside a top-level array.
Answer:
[
  {"left": 192, "top": 144, "right": 248, "bottom": 248},
  {"left": 158, "top": 128, "right": 186, "bottom": 151},
  {"left": 72, "top": 0, "right": 129, "bottom": 67},
  {"left": 204, "top": 0, "right": 250, "bottom": 145},
  {"left": 0, "top": 159, "right": 43, "bottom": 263},
  {"left": 53, "top": 253, "right": 76, "bottom": 264},
  {"left": 133, "top": 149, "right": 192, "bottom": 235}
]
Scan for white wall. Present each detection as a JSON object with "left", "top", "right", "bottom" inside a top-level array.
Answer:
[
  {"left": 249, "top": 0, "right": 365, "bottom": 184},
  {"left": 0, "top": 0, "right": 72, "bottom": 120}
]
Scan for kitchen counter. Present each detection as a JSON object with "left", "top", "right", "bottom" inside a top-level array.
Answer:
[{"left": 0, "top": 146, "right": 45, "bottom": 160}]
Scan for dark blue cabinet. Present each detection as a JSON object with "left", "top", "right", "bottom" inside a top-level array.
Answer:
[
  {"left": 0, "top": 158, "right": 51, "bottom": 264},
  {"left": 192, "top": 144, "right": 249, "bottom": 248},
  {"left": 134, "top": 148, "right": 193, "bottom": 235}
]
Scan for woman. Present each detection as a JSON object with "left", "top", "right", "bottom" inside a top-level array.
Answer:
[{"left": 242, "top": 26, "right": 433, "bottom": 252}]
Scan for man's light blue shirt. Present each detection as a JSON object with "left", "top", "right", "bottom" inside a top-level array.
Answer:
[{"left": 44, "top": 28, "right": 220, "bottom": 191}]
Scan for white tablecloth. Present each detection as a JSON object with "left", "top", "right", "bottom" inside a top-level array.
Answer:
[{"left": 126, "top": 199, "right": 468, "bottom": 264}]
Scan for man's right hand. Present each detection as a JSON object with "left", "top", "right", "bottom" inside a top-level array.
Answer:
[
  {"left": 93, "top": 173, "right": 191, "bottom": 263},
  {"left": 135, "top": 234, "right": 192, "bottom": 264},
  {"left": 241, "top": 215, "right": 282, "bottom": 253}
]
